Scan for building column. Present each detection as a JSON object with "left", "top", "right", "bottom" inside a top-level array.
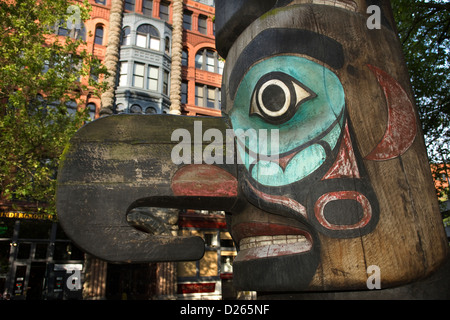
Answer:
[
  {"left": 135, "top": 0, "right": 143, "bottom": 14},
  {"left": 192, "top": 13, "right": 199, "bottom": 32},
  {"left": 207, "top": 16, "right": 214, "bottom": 36},
  {"left": 154, "top": 0, "right": 160, "bottom": 19}
]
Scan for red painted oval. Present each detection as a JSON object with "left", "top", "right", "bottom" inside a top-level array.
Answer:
[{"left": 171, "top": 164, "right": 238, "bottom": 197}]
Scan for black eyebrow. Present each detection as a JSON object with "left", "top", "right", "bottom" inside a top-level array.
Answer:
[{"left": 229, "top": 28, "right": 344, "bottom": 99}]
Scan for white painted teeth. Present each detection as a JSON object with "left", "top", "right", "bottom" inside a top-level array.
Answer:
[
  {"left": 312, "top": 0, "right": 358, "bottom": 12},
  {"left": 239, "top": 235, "right": 308, "bottom": 251}
]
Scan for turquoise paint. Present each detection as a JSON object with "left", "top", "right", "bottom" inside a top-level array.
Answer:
[
  {"left": 252, "top": 144, "right": 326, "bottom": 186},
  {"left": 321, "top": 117, "right": 344, "bottom": 151},
  {"left": 230, "top": 56, "right": 345, "bottom": 186}
]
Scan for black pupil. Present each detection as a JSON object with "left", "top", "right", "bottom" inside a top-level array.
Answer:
[{"left": 261, "top": 84, "right": 286, "bottom": 112}]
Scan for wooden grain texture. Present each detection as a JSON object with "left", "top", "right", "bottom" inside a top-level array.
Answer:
[
  {"left": 56, "top": 0, "right": 449, "bottom": 294},
  {"left": 218, "top": 1, "right": 448, "bottom": 291},
  {"left": 56, "top": 114, "right": 237, "bottom": 263}
]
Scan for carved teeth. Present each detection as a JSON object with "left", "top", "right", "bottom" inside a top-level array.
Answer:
[
  {"left": 311, "top": 0, "right": 358, "bottom": 12},
  {"left": 239, "top": 235, "right": 308, "bottom": 251}
]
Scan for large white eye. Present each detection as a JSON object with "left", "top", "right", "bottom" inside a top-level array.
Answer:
[
  {"left": 250, "top": 72, "right": 316, "bottom": 124},
  {"left": 257, "top": 79, "right": 290, "bottom": 117}
]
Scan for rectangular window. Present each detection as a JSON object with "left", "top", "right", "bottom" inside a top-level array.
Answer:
[
  {"left": 195, "top": 54, "right": 203, "bottom": 69},
  {"left": 195, "top": 84, "right": 220, "bottom": 109},
  {"left": 198, "top": 15, "right": 207, "bottom": 35},
  {"left": 133, "top": 63, "right": 145, "bottom": 88},
  {"left": 218, "top": 58, "right": 224, "bottom": 75},
  {"left": 165, "top": 37, "right": 170, "bottom": 54},
  {"left": 119, "top": 62, "right": 128, "bottom": 87},
  {"left": 159, "top": 1, "right": 169, "bottom": 21},
  {"left": 57, "top": 24, "right": 69, "bottom": 37},
  {"left": 150, "top": 37, "right": 160, "bottom": 51},
  {"left": 163, "top": 70, "right": 169, "bottom": 95},
  {"left": 183, "top": 11, "right": 192, "bottom": 30},
  {"left": 207, "top": 87, "right": 215, "bottom": 108},
  {"left": 182, "top": 50, "right": 188, "bottom": 66},
  {"left": 181, "top": 81, "right": 188, "bottom": 104},
  {"left": 195, "top": 84, "right": 204, "bottom": 107},
  {"left": 136, "top": 33, "right": 147, "bottom": 48},
  {"left": 124, "top": 0, "right": 135, "bottom": 11},
  {"left": 148, "top": 66, "right": 159, "bottom": 91},
  {"left": 95, "top": 0, "right": 106, "bottom": 5},
  {"left": 206, "top": 51, "right": 215, "bottom": 73},
  {"left": 94, "top": 26, "right": 104, "bottom": 45},
  {"left": 122, "top": 27, "right": 131, "bottom": 46},
  {"left": 142, "top": 0, "right": 153, "bottom": 16}
]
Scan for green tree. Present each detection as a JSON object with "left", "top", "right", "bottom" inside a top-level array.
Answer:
[
  {"left": 392, "top": 0, "right": 450, "bottom": 205},
  {"left": 0, "top": 0, "right": 107, "bottom": 216}
]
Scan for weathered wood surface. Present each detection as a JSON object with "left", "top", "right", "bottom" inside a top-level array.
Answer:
[
  {"left": 56, "top": 0, "right": 450, "bottom": 295},
  {"left": 56, "top": 114, "right": 237, "bottom": 262},
  {"left": 216, "top": 0, "right": 449, "bottom": 292}
]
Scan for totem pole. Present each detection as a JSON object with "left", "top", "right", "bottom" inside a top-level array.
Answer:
[{"left": 56, "top": 0, "right": 449, "bottom": 298}]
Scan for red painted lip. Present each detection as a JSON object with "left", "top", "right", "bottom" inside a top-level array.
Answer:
[
  {"left": 232, "top": 222, "right": 313, "bottom": 245},
  {"left": 172, "top": 164, "right": 238, "bottom": 198}
]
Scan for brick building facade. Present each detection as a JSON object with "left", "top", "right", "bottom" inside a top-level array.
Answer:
[{"left": 77, "top": 0, "right": 222, "bottom": 118}]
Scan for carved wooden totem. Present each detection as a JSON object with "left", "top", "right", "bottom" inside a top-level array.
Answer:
[
  {"left": 56, "top": 0, "right": 449, "bottom": 296},
  {"left": 215, "top": 0, "right": 448, "bottom": 293}
]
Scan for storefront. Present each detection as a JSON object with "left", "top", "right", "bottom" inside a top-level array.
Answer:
[
  {"left": 0, "top": 212, "right": 84, "bottom": 300},
  {"left": 177, "top": 210, "right": 238, "bottom": 300},
  {"left": 0, "top": 210, "right": 240, "bottom": 300}
]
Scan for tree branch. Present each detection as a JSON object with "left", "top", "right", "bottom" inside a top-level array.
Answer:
[{"left": 417, "top": 2, "right": 450, "bottom": 11}]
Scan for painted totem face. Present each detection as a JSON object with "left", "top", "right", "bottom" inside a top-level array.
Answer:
[
  {"left": 219, "top": 1, "right": 418, "bottom": 291},
  {"left": 232, "top": 56, "right": 345, "bottom": 187},
  {"left": 56, "top": 0, "right": 448, "bottom": 293}
]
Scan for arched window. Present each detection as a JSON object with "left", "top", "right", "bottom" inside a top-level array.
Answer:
[
  {"left": 130, "top": 104, "right": 142, "bottom": 114},
  {"left": 136, "top": 24, "right": 160, "bottom": 51},
  {"left": 165, "top": 36, "right": 170, "bottom": 54},
  {"left": 116, "top": 103, "right": 126, "bottom": 113},
  {"left": 87, "top": 103, "right": 97, "bottom": 121},
  {"left": 94, "top": 25, "right": 104, "bottom": 45},
  {"left": 145, "top": 107, "right": 157, "bottom": 114},
  {"left": 121, "top": 27, "right": 131, "bottom": 46},
  {"left": 163, "top": 70, "right": 169, "bottom": 95},
  {"left": 195, "top": 48, "right": 224, "bottom": 74}
]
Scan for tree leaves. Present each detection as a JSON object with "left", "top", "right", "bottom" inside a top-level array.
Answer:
[
  {"left": 392, "top": 0, "right": 450, "bottom": 204},
  {"left": 0, "top": 0, "right": 107, "bottom": 216}
]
